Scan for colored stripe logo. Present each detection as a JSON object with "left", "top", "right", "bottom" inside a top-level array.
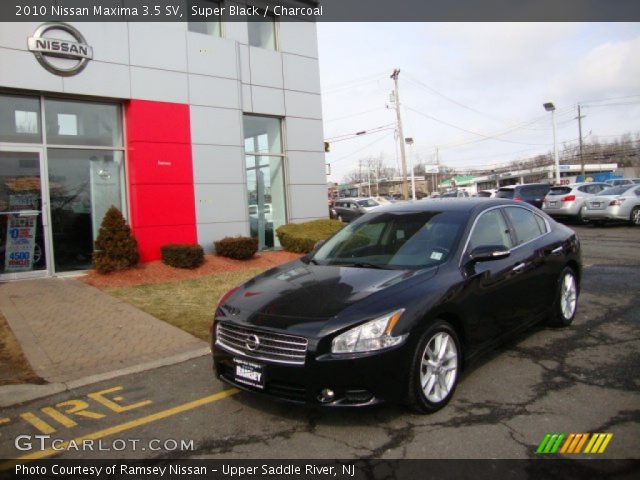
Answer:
[{"left": 536, "top": 433, "right": 613, "bottom": 454}]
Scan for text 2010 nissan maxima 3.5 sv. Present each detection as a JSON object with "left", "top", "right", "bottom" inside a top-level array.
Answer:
[{"left": 212, "top": 199, "right": 581, "bottom": 413}]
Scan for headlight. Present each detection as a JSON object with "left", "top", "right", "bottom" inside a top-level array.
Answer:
[{"left": 331, "top": 309, "right": 407, "bottom": 354}]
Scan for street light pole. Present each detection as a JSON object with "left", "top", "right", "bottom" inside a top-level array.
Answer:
[
  {"left": 544, "top": 102, "right": 561, "bottom": 184},
  {"left": 405, "top": 137, "right": 416, "bottom": 200}
]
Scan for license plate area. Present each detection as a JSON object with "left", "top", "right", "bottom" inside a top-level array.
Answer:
[
  {"left": 548, "top": 201, "right": 557, "bottom": 207},
  {"left": 233, "top": 357, "right": 265, "bottom": 389}
]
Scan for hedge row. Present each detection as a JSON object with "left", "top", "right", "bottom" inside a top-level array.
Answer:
[
  {"left": 214, "top": 236, "right": 258, "bottom": 260},
  {"left": 275, "top": 219, "right": 344, "bottom": 253},
  {"left": 161, "top": 244, "right": 204, "bottom": 269}
]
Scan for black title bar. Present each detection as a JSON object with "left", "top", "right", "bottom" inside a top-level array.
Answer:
[{"left": 1, "top": 0, "right": 640, "bottom": 22}]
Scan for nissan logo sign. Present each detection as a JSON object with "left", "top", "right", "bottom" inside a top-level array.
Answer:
[
  {"left": 245, "top": 334, "right": 260, "bottom": 351},
  {"left": 28, "top": 23, "right": 93, "bottom": 76}
]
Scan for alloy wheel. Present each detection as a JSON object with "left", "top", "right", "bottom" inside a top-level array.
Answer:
[
  {"left": 560, "top": 272, "right": 577, "bottom": 320},
  {"left": 632, "top": 207, "right": 640, "bottom": 226},
  {"left": 420, "top": 331, "right": 458, "bottom": 403}
]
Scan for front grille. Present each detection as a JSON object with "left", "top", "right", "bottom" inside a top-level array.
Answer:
[{"left": 216, "top": 322, "right": 308, "bottom": 365}]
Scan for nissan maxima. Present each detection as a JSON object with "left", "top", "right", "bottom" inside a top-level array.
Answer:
[{"left": 212, "top": 199, "right": 581, "bottom": 412}]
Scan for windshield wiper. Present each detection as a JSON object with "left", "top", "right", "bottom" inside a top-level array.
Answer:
[{"left": 337, "top": 262, "right": 390, "bottom": 270}]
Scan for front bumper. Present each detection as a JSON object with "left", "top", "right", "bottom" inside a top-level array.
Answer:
[{"left": 212, "top": 339, "right": 412, "bottom": 407}]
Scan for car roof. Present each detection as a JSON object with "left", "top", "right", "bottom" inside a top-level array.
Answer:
[{"left": 374, "top": 198, "right": 522, "bottom": 214}]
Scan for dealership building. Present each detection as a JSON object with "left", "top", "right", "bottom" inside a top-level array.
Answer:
[{"left": 0, "top": 14, "right": 327, "bottom": 280}]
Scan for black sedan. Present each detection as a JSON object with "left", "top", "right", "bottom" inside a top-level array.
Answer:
[{"left": 212, "top": 199, "right": 581, "bottom": 413}]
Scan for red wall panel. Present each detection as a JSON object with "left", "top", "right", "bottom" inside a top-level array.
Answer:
[{"left": 125, "top": 100, "right": 196, "bottom": 262}]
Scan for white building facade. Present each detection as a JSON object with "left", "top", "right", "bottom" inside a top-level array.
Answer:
[{"left": 0, "top": 13, "right": 327, "bottom": 279}]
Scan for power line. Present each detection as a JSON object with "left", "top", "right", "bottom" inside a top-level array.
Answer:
[
  {"left": 329, "top": 131, "right": 394, "bottom": 163},
  {"left": 324, "top": 107, "right": 387, "bottom": 123},
  {"left": 324, "top": 123, "right": 396, "bottom": 143},
  {"left": 404, "top": 105, "right": 554, "bottom": 147}
]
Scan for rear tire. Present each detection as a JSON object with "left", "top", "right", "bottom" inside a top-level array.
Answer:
[
  {"left": 547, "top": 267, "right": 579, "bottom": 327},
  {"left": 630, "top": 206, "right": 640, "bottom": 226},
  {"left": 408, "top": 321, "right": 461, "bottom": 413},
  {"left": 576, "top": 206, "right": 588, "bottom": 225}
]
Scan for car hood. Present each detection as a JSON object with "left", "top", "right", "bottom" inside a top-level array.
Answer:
[{"left": 221, "top": 260, "right": 437, "bottom": 328}]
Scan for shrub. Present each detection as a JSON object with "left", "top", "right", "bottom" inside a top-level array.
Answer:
[
  {"left": 276, "top": 219, "right": 344, "bottom": 253},
  {"left": 161, "top": 244, "right": 205, "bottom": 269},
  {"left": 93, "top": 206, "right": 139, "bottom": 274},
  {"left": 214, "top": 236, "right": 258, "bottom": 260}
]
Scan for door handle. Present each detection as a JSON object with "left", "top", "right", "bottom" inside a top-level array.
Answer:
[
  {"left": 512, "top": 262, "right": 526, "bottom": 273},
  {"left": 546, "top": 246, "right": 563, "bottom": 256}
]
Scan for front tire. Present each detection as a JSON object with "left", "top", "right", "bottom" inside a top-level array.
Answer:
[
  {"left": 547, "top": 267, "right": 579, "bottom": 327},
  {"left": 408, "top": 322, "right": 461, "bottom": 413},
  {"left": 576, "top": 206, "right": 588, "bottom": 225}
]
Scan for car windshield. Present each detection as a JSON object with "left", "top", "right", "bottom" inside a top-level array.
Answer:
[
  {"left": 311, "top": 211, "right": 466, "bottom": 269},
  {"left": 600, "top": 186, "right": 633, "bottom": 196},
  {"left": 495, "top": 189, "right": 514, "bottom": 199},
  {"left": 357, "top": 199, "right": 379, "bottom": 207}
]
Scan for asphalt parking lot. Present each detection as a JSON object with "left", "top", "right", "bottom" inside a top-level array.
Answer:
[{"left": 0, "top": 224, "right": 638, "bottom": 462}]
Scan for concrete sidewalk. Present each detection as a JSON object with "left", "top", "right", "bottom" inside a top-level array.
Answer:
[{"left": 0, "top": 277, "right": 208, "bottom": 405}]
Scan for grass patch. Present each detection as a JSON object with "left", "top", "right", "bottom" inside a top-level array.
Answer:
[
  {"left": 107, "top": 268, "right": 267, "bottom": 340},
  {"left": 0, "top": 313, "right": 44, "bottom": 385}
]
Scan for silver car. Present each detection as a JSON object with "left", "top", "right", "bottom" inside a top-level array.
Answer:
[
  {"left": 542, "top": 182, "right": 609, "bottom": 224},
  {"left": 583, "top": 184, "right": 640, "bottom": 226}
]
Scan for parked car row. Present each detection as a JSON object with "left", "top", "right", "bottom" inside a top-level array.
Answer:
[{"left": 329, "top": 178, "right": 640, "bottom": 227}]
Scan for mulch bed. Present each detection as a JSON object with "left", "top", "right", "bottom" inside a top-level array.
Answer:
[{"left": 80, "top": 250, "right": 303, "bottom": 288}]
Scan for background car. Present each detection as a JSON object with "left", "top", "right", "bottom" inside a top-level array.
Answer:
[
  {"left": 542, "top": 182, "right": 610, "bottom": 224},
  {"left": 212, "top": 199, "right": 581, "bottom": 413},
  {"left": 495, "top": 183, "right": 551, "bottom": 209},
  {"left": 333, "top": 197, "right": 380, "bottom": 222},
  {"left": 477, "top": 189, "right": 497, "bottom": 198},
  {"left": 440, "top": 189, "right": 470, "bottom": 198},
  {"left": 583, "top": 184, "right": 640, "bottom": 226},
  {"left": 604, "top": 178, "right": 637, "bottom": 187}
]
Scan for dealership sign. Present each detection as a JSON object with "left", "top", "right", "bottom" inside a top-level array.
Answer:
[{"left": 28, "top": 22, "right": 93, "bottom": 76}]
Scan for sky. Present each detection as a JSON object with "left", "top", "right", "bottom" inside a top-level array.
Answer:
[{"left": 317, "top": 23, "right": 640, "bottom": 183}]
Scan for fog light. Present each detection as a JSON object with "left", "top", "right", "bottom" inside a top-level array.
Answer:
[{"left": 319, "top": 388, "right": 335, "bottom": 403}]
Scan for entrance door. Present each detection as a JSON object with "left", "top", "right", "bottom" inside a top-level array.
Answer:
[{"left": 0, "top": 148, "right": 50, "bottom": 280}]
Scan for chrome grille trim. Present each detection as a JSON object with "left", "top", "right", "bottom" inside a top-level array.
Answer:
[{"left": 216, "top": 323, "right": 308, "bottom": 365}]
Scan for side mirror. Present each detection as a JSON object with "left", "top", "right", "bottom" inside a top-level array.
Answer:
[{"left": 468, "top": 245, "right": 510, "bottom": 262}]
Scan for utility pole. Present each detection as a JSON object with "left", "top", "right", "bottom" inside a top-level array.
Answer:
[
  {"left": 391, "top": 68, "right": 409, "bottom": 200},
  {"left": 434, "top": 147, "right": 440, "bottom": 192},
  {"left": 576, "top": 104, "right": 586, "bottom": 180}
]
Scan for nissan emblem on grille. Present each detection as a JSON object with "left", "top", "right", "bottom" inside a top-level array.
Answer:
[{"left": 245, "top": 334, "right": 260, "bottom": 351}]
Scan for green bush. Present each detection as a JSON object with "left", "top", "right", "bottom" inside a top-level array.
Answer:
[
  {"left": 161, "top": 244, "right": 204, "bottom": 269},
  {"left": 276, "top": 219, "right": 344, "bottom": 253},
  {"left": 214, "top": 236, "right": 258, "bottom": 260},
  {"left": 93, "top": 206, "right": 139, "bottom": 274}
]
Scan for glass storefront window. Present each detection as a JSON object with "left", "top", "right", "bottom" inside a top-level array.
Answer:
[
  {"left": 45, "top": 99, "right": 122, "bottom": 147},
  {"left": 0, "top": 151, "right": 47, "bottom": 274},
  {"left": 0, "top": 94, "right": 42, "bottom": 144},
  {"left": 48, "top": 149, "right": 123, "bottom": 273},
  {"left": 244, "top": 115, "right": 286, "bottom": 250}
]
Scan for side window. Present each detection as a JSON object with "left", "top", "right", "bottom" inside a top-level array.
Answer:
[
  {"left": 534, "top": 213, "right": 548, "bottom": 233},
  {"left": 504, "top": 207, "right": 543, "bottom": 246},
  {"left": 468, "top": 209, "right": 513, "bottom": 251},
  {"left": 577, "top": 186, "right": 589, "bottom": 193}
]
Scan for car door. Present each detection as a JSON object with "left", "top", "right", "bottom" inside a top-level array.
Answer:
[
  {"left": 501, "top": 206, "right": 551, "bottom": 327},
  {"left": 459, "top": 207, "right": 517, "bottom": 347}
]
